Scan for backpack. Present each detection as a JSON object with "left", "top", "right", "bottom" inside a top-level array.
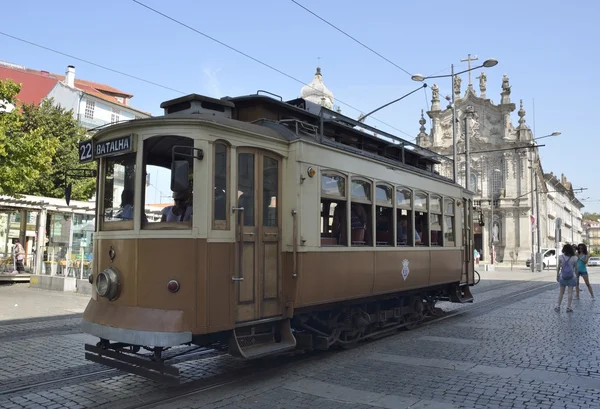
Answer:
[{"left": 560, "top": 255, "right": 575, "bottom": 280}]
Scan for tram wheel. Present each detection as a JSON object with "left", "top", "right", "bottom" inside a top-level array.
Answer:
[{"left": 404, "top": 297, "right": 424, "bottom": 330}]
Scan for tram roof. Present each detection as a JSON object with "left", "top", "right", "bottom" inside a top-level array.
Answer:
[{"left": 89, "top": 91, "right": 453, "bottom": 182}]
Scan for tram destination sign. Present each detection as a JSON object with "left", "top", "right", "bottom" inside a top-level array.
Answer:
[{"left": 79, "top": 134, "right": 133, "bottom": 163}]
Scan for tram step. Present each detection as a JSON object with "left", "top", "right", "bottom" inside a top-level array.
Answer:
[
  {"left": 449, "top": 284, "right": 474, "bottom": 303},
  {"left": 229, "top": 318, "right": 297, "bottom": 359}
]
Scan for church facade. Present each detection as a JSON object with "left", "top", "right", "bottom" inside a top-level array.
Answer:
[{"left": 415, "top": 72, "right": 583, "bottom": 264}]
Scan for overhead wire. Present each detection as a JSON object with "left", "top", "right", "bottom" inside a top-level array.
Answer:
[
  {"left": 289, "top": 0, "right": 413, "bottom": 77},
  {"left": 0, "top": 31, "right": 187, "bottom": 95},
  {"left": 131, "top": 0, "right": 418, "bottom": 140},
  {"left": 289, "top": 1, "right": 456, "bottom": 141}
]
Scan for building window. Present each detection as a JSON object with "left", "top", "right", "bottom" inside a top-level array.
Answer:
[
  {"left": 84, "top": 100, "right": 95, "bottom": 120},
  {"left": 111, "top": 108, "right": 120, "bottom": 123}
]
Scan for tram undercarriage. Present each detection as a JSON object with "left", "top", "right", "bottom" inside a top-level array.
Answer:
[{"left": 83, "top": 283, "right": 471, "bottom": 384}]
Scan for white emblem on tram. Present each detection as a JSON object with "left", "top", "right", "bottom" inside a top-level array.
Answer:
[{"left": 401, "top": 259, "right": 410, "bottom": 281}]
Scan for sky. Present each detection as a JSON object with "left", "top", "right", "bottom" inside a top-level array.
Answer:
[{"left": 2, "top": 0, "right": 599, "bottom": 211}]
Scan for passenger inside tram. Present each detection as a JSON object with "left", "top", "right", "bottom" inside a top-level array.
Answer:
[
  {"left": 160, "top": 190, "right": 193, "bottom": 222},
  {"left": 397, "top": 218, "right": 421, "bottom": 246}
]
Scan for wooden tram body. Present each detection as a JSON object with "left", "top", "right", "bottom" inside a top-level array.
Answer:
[{"left": 80, "top": 91, "right": 477, "bottom": 383}]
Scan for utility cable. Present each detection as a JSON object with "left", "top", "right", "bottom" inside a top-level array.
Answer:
[
  {"left": 290, "top": 0, "right": 413, "bottom": 77},
  {"left": 0, "top": 31, "right": 186, "bottom": 95},
  {"left": 132, "top": 0, "right": 418, "bottom": 140}
]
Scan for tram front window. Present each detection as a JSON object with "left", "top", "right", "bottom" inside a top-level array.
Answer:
[
  {"left": 101, "top": 152, "right": 136, "bottom": 228},
  {"left": 142, "top": 135, "right": 194, "bottom": 229}
]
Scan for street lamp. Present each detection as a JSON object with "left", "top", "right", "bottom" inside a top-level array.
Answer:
[{"left": 411, "top": 58, "right": 499, "bottom": 185}]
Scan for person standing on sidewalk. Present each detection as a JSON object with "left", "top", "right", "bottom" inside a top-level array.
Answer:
[
  {"left": 575, "top": 243, "right": 594, "bottom": 300},
  {"left": 555, "top": 243, "right": 578, "bottom": 313},
  {"left": 12, "top": 238, "right": 25, "bottom": 274}
]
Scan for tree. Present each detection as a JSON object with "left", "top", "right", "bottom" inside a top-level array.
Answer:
[
  {"left": 0, "top": 78, "right": 95, "bottom": 200},
  {"left": 20, "top": 97, "right": 96, "bottom": 200},
  {"left": 0, "top": 79, "right": 57, "bottom": 197}
]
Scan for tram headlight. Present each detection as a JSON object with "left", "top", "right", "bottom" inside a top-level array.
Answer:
[{"left": 95, "top": 267, "right": 121, "bottom": 301}]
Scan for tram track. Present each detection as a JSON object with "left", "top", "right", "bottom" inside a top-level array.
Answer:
[{"left": 0, "top": 347, "right": 224, "bottom": 398}]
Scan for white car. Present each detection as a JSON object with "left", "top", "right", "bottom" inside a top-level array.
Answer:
[{"left": 588, "top": 257, "right": 600, "bottom": 267}]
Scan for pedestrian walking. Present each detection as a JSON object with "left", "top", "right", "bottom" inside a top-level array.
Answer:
[
  {"left": 575, "top": 243, "right": 595, "bottom": 300},
  {"left": 555, "top": 243, "right": 578, "bottom": 312}
]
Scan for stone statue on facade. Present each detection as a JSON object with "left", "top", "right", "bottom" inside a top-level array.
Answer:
[
  {"left": 453, "top": 75, "right": 461, "bottom": 97},
  {"left": 492, "top": 222, "right": 499, "bottom": 242},
  {"left": 430, "top": 84, "right": 440, "bottom": 111},
  {"left": 477, "top": 72, "right": 487, "bottom": 98},
  {"left": 501, "top": 74, "right": 511, "bottom": 104}
]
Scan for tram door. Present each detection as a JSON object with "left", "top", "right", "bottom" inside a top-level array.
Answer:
[{"left": 234, "top": 148, "right": 282, "bottom": 323}]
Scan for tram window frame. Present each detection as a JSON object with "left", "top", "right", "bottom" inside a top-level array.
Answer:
[
  {"left": 350, "top": 177, "right": 372, "bottom": 247},
  {"left": 414, "top": 191, "right": 429, "bottom": 246},
  {"left": 430, "top": 194, "right": 443, "bottom": 247},
  {"left": 320, "top": 171, "right": 347, "bottom": 246},
  {"left": 375, "top": 183, "right": 394, "bottom": 247},
  {"left": 99, "top": 152, "right": 137, "bottom": 231},
  {"left": 396, "top": 187, "right": 416, "bottom": 246},
  {"left": 212, "top": 141, "right": 230, "bottom": 230},
  {"left": 141, "top": 135, "right": 194, "bottom": 230},
  {"left": 444, "top": 198, "right": 455, "bottom": 247}
]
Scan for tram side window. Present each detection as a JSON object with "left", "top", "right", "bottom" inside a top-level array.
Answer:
[
  {"left": 142, "top": 135, "right": 194, "bottom": 229},
  {"left": 430, "top": 195, "right": 443, "bottom": 246},
  {"left": 375, "top": 184, "right": 393, "bottom": 246},
  {"left": 101, "top": 152, "right": 137, "bottom": 228},
  {"left": 396, "top": 187, "right": 416, "bottom": 246},
  {"left": 414, "top": 191, "right": 429, "bottom": 246},
  {"left": 213, "top": 142, "right": 229, "bottom": 230},
  {"left": 444, "top": 198, "right": 455, "bottom": 246},
  {"left": 320, "top": 172, "right": 347, "bottom": 246},
  {"left": 350, "top": 178, "right": 372, "bottom": 247}
]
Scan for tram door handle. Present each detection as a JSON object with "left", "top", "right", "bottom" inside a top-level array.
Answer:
[
  {"left": 233, "top": 206, "right": 245, "bottom": 283},
  {"left": 232, "top": 277, "right": 244, "bottom": 282}
]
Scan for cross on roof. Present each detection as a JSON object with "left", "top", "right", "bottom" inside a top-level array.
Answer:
[{"left": 460, "top": 54, "right": 479, "bottom": 87}]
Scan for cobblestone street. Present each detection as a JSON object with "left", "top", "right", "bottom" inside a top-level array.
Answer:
[{"left": 1, "top": 267, "right": 599, "bottom": 409}]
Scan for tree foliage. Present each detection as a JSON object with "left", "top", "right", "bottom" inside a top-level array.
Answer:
[
  {"left": 583, "top": 212, "right": 600, "bottom": 222},
  {"left": 0, "top": 79, "right": 96, "bottom": 200},
  {"left": 0, "top": 79, "right": 57, "bottom": 197}
]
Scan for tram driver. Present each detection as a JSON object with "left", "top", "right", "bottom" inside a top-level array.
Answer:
[{"left": 161, "top": 190, "right": 193, "bottom": 222}]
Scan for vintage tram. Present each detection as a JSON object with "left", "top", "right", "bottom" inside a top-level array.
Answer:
[{"left": 78, "top": 90, "right": 477, "bottom": 383}]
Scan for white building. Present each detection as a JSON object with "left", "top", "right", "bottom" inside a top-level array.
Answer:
[{"left": 0, "top": 60, "right": 151, "bottom": 131}]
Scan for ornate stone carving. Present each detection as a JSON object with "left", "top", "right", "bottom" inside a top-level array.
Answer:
[{"left": 518, "top": 99, "right": 526, "bottom": 129}]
